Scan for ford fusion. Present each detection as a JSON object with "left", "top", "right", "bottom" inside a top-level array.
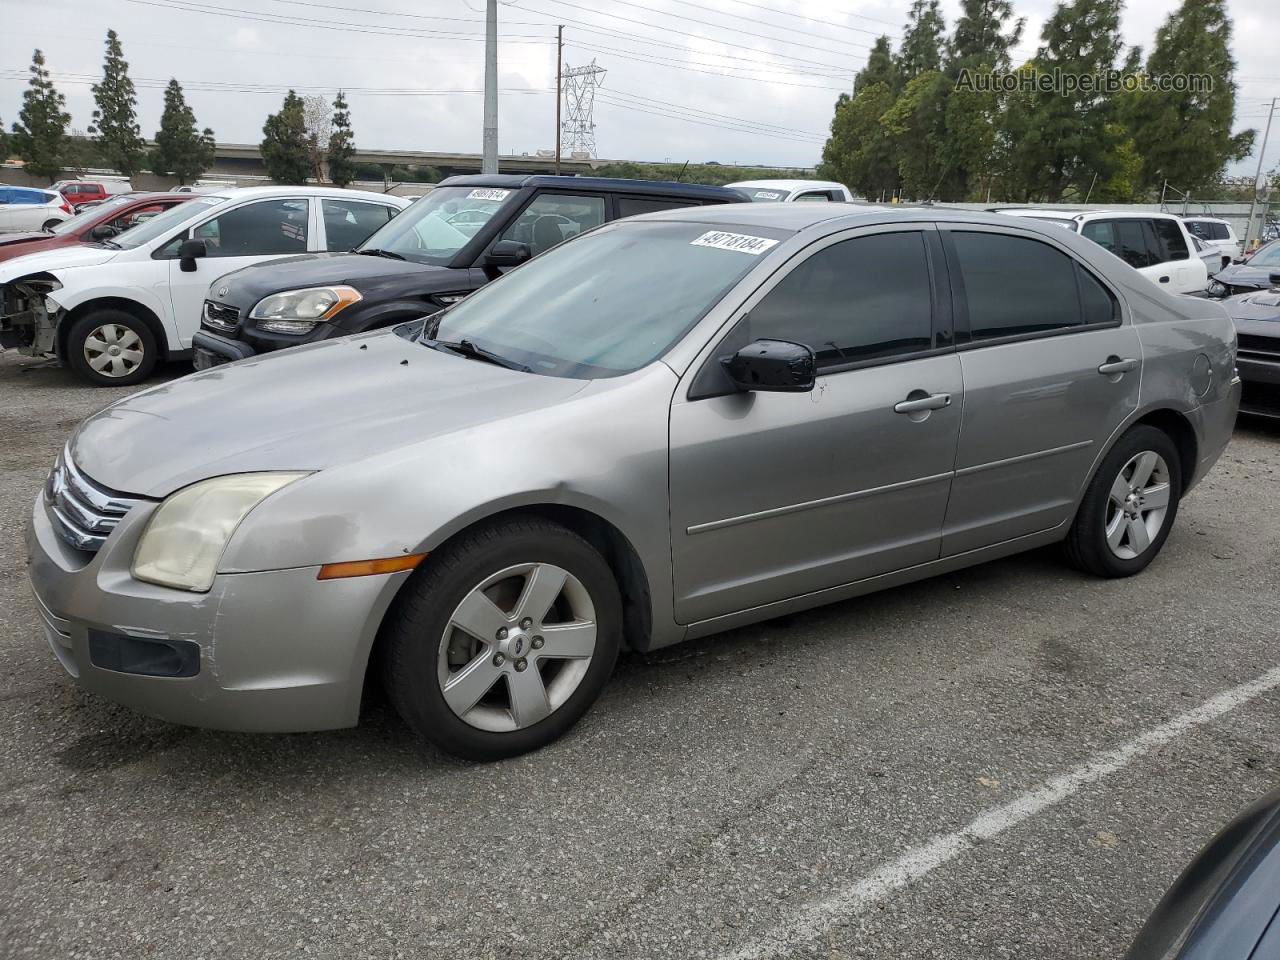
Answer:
[{"left": 28, "top": 206, "right": 1240, "bottom": 760}]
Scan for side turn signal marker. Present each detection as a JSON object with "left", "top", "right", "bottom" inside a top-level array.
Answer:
[{"left": 317, "top": 553, "right": 427, "bottom": 580}]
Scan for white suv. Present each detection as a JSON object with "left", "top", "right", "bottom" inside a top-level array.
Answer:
[
  {"left": 1182, "top": 217, "right": 1241, "bottom": 268},
  {"left": 0, "top": 186, "right": 408, "bottom": 385},
  {"left": 998, "top": 209, "right": 1208, "bottom": 295}
]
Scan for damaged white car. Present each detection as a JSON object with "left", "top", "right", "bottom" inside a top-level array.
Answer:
[{"left": 0, "top": 186, "right": 408, "bottom": 386}]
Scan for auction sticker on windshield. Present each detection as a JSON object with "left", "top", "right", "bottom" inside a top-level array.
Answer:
[
  {"left": 467, "top": 188, "right": 511, "bottom": 202},
  {"left": 690, "top": 230, "right": 780, "bottom": 255}
]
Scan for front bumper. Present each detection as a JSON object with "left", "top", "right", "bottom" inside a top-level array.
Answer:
[{"left": 26, "top": 489, "right": 409, "bottom": 732}]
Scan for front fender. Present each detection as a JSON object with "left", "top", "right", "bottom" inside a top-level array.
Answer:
[{"left": 46, "top": 278, "right": 174, "bottom": 347}]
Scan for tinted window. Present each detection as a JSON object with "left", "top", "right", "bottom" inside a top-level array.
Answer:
[
  {"left": 794, "top": 191, "right": 833, "bottom": 202},
  {"left": 322, "top": 199, "right": 397, "bottom": 251},
  {"left": 1210, "top": 222, "right": 1229, "bottom": 240},
  {"left": 746, "top": 231, "right": 933, "bottom": 368},
  {"left": 952, "top": 231, "right": 1080, "bottom": 339},
  {"left": 1152, "top": 219, "right": 1188, "bottom": 261},
  {"left": 617, "top": 196, "right": 697, "bottom": 218},
  {"left": 194, "top": 199, "right": 309, "bottom": 257},
  {"left": 1083, "top": 219, "right": 1157, "bottom": 269},
  {"left": 1185, "top": 221, "right": 1209, "bottom": 240},
  {"left": 1078, "top": 265, "right": 1118, "bottom": 325},
  {"left": 501, "top": 193, "right": 606, "bottom": 256}
]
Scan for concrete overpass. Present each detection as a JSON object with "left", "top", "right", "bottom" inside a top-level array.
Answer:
[{"left": 207, "top": 143, "right": 596, "bottom": 181}]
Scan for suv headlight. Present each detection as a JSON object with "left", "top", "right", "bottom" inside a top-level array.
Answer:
[
  {"left": 132, "top": 473, "right": 308, "bottom": 592},
  {"left": 250, "top": 286, "right": 362, "bottom": 334}
]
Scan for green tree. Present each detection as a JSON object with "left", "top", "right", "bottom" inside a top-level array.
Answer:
[
  {"left": 818, "top": 82, "right": 899, "bottom": 200},
  {"left": 0, "top": 119, "right": 8, "bottom": 160},
  {"left": 10, "top": 50, "right": 70, "bottom": 183},
  {"left": 948, "top": 0, "right": 1024, "bottom": 72},
  {"left": 327, "top": 90, "right": 357, "bottom": 187},
  {"left": 1127, "top": 0, "right": 1254, "bottom": 194},
  {"left": 897, "top": 0, "right": 946, "bottom": 82},
  {"left": 882, "top": 71, "right": 950, "bottom": 198},
  {"left": 260, "top": 90, "right": 310, "bottom": 184},
  {"left": 89, "top": 30, "right": 146, "bottom": 176},
  {"left": 854, "top": 37, "right": 898, "bottom": 95},
  {"left": 150, "top": 79, "right": 216, "bottom": 184}
]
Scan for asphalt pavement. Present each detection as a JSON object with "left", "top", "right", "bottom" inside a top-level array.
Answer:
[{"left": 2, "top": 349, "right": 1279, "bottom": 960}]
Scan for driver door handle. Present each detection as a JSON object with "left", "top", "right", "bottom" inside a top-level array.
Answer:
[
  {"left": 1097, "top": 357, "right": 1138, "bottom": 375},
  {"left": 894, "top": 392, "right": 952, "bottom": 414}
]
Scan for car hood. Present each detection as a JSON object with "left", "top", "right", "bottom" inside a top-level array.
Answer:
[
  {"left": 1215, "top": 262, "right": 1278, "bottom": 288},
  {"left": 0, "top": 231, "right": 50, "bottom": 247},
  {"left": 0, "top": 243, "right": 118, "bottom": 281},
  {"left": 213, "top": 252, "right": 452, "bottom": 307},
  {"left": 70, "top": 328, "right": 589, "bottom": 498},
  {"left": 1226, "top": 288, "right": 1280, "bottom": 322}
]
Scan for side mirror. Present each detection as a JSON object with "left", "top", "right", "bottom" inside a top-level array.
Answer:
[
  {"left": 178, "top": 238, "right": 207, "bottom": 272},
  {"left": 89, "top": 223, "right": 118, "bottom": 241},
  {"left": 722, "top": 338, "right": 816, "bottom": 393},
  {"left": 485, "top": 240, "right": 531, "bottom": 267}
]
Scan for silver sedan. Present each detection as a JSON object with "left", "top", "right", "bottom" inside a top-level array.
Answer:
[{"left": 27, "top": 205, "right": 1241, "bottom": 759}]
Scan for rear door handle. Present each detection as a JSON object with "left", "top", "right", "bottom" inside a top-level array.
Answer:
[
  {"left": 1097, "top": 357, "right": 1138, "bottom": 375},
  {"left": 894, "top": 392, "right": 952, "bottom": 414}
]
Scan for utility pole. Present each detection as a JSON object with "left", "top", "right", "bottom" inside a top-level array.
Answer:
[
  {"left": 555, "top": 25, "right": 563, "bottom": 176},
  {"left": 482, "top": 0, "right": 498, "bottom": 174},
  {"left": 1245, "top": 97, "right": 1277, "bottom": 252}
]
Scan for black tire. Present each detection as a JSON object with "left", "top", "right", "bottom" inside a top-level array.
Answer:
[
  {"left": 382, "top": 516, "right": 622, "bottom": 761},
  {"left": 1064, "top": 425, "right": 1183, "bottom": 578},
  {"left": 65, "top": 309, "right": 159, "bottom": 387},
  {"left": 42, "top": 219, "right": 62, "bottom": 232}
]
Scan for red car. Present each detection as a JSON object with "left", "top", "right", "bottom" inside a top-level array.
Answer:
[
  {"left": 0, "top": 193, "right": 194, "bottom": 264},
  {"left": 48, "top": 180, "right": 126, "bottom": 210}
]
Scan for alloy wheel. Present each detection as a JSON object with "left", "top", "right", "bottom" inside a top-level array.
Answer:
[
  {"left": 1105, "top": 451, "right": 1172, "bottom": 560},
  {"left": 437, "top": 562, "right": 597, "bottom": 733}
]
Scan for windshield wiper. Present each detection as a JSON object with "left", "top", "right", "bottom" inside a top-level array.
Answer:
[
  {"left": 426, "top": 337, "right": 531, "bottom": 372},
  {"left": 356, "top": 248, "right": 406, "bottom": 261}
]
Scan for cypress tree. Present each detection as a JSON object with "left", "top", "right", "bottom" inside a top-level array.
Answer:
[
  {"left": 897, "top": 0, "right": 946, "bottom": 83},
  {"left": 327, "top": 91, "right": 357, "bottom": 187},
  {"left": 854, "top": 38, "right": 898, "bottom": 95},
  {"left": 90, "top": 30, "right": 146, "bottom": 176},
  {"left": 151, "top": 79, "right": 215, "bottom": 185},
  {"left": 260, "top": 90, "right": 311, "bottom": 185},
  {"left": 10, "top": 50, "right": 70, "bottom": 183}
]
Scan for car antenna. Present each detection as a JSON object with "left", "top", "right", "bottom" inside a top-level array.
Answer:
[{"left": 675, "top": 161, "right": 689, "bottom": 183}]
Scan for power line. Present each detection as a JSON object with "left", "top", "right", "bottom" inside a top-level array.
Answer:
[
  {"left": 605, "top": 87, "right": 826, "bottom": 138},
  {"left": 568, "top": 40, "right": 850, "bottom": 91},
  {"left": 667, "top": 0, "right": 898, "bottom": 38},
  {"left": 592, "top": 92, "right": 824, "bottom": 144}
]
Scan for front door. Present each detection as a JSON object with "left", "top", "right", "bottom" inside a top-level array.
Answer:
[
  {"left": 669, "top": 226, "right": 962, "bottom": 624},
  {"left": 165, "top": 197, "right": 314, "bottom": 347},
  {"left": 938, "top": 225, "right": 1141, "bottom": 555}
]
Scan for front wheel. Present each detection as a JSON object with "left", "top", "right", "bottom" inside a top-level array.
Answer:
[
  {"left": 41, "top": 218, "right": 61, "bottom": 232},
  {"left": 65, "top": 310, "right": 159, "bottom": 386},
  {"left": 1064, "top": 425, "right": 1182, "bottom": 578},
  {"left": 382, "top": 517, "right": 622, "bottom": 760}
]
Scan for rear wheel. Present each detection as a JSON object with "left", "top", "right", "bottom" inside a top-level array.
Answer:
[
  {"left": 382, "top": 517, "right": 621, "bottom": 760},
  {"left": 1064, "top": 425, "right": 1182, "bottom": 578},
  {"left": 65, "top": 310, "right": 159, "bottom": 386}
]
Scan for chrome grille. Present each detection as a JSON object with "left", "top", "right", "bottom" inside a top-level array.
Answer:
[
  {"left": 202, "top": 300, "right": 241, "bottom": 334},
  {"left": 44, "top": 452, "right": 145, "bottom": 553}
]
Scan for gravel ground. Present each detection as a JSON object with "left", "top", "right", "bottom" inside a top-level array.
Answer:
[{"left": 2, "top": 349, "right": 1279, "bottom": 960}]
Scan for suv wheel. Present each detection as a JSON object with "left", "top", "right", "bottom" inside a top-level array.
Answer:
[
  {"left": 382, "top": 516, "right": 622, "bottom": 760},
  {"left": 66, "top": 310, "right": 159, "bottom": 386},
  {"left": 1065, "top": 425, "right": 1182, "bottom": 578}
]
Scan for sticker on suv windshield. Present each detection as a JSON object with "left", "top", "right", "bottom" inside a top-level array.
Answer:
[
  {"left": 753, "top": 191, "right": 785, "bottom": 201},
  {"left": 690, "top": 230, "right": 780, "bottom": 255},
  {"left": 467, "top": 188, "right": 511, "bottom": 202}
]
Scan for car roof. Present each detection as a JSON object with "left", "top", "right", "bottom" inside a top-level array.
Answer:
[
  {"left": 727, "top": 179, "right": 848, "bottom": 192},
  {"left": 991, "top": 207, "right": 1082, "bottom": 216},
  {"left": 436, "top": 173, "right": 745, "bottom": 201},
  {"left": 626, "top": 202, "right": 1076, "bottom": 233},
  {"left": 199, "top": 185, "right": 408, "bottom": 203},
  {"left": 1183, "top": 216, "right": 1231, "bottom": 224}
]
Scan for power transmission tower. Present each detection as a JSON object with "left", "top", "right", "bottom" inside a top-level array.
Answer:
[{"left": 561, "top": 60, "right": 606, "bottom": 158}]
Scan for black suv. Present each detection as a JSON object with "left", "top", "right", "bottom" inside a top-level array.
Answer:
[{"left": 192, "top": 174, "right": 746, "bottom": 367}]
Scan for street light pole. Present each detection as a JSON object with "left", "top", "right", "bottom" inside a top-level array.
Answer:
[
  {"left": 1245, "top": 97, "right": 1276, "bottom": 252},
  {"left": 555, "top": 25, "right": 563, "bottom": 176},
  {"left": 482, "top": 0, "right": 498, "bottom": 174}
]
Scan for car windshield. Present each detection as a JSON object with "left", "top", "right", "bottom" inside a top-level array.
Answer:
[
  {"left": 112, "top": 196, "right": 226, "bottom": 249},
  {"left": 740, "top": 187, "right": 790, "bottom": 202},
  {"left": 356, "top": 185, "right": 516, "bottom": 264},
  {"left": 1247, "top": 242, "right": 1280, "bottom": 267},
  {"left": 423, "top": 220, "right": 776, "bottom": 379},
  {"left": 50, "top": 195, "right": 134, "bottom": 235}
]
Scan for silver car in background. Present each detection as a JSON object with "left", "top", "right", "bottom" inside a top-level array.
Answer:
[{"left": 27, "top": 205, "right": 1240, "bottom": 760}]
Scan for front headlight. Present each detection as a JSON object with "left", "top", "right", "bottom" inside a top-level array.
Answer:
[
  {"left": 1207, "top": 280, "right": 1226, "bottom": 298},
  {"left": 132, "top": 473, "right": 308, "bottom": 592},
  {"left": 250, "top": 286, "right": 362, "bottom": 335}
]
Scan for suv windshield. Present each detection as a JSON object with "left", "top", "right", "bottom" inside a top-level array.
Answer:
[
  {"left": 50, "top": 195, "right": 133, "bottom": 235},
  {"left": 424, "top": 220, "right": 777, "bottom": 379},
  {"left": 113, "top": 196, "right": 227, "bottom": 250},
  {"left": 357, "top": 185, "right": 515, "bottom": 264}
]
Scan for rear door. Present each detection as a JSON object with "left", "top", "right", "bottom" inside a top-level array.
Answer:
[
  {"left": 1151, "top": 218, "right": 1205, "bottom": 292},
  {"left": 938, "top": 225, "right": 1140, "bottom": 554},
  {"left": 668, "top": 225, "right": 962, "bottom": 623}
]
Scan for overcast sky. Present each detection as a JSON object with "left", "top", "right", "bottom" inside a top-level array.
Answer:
[{"left": 2, "top": 0, "right": 1277, "bottom": 179}]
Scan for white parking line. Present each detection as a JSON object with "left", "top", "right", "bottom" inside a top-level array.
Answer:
[{"left": 726, "top": 665, "right": 1280, "bottom": 960}]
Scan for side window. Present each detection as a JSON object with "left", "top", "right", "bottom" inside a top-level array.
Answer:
[
  {"left": 1210, "top": 222, "right": 1230, "bottom": 241},
  {"left": 501, "top": 193, "right": 606, "bottom": 256},
  {"left": 745, "top": 231, "right": 933, "bottom": 368},
  {"left": 951, "top": 231, "right": 1081, "bottom": 340},
  {"left": 1082, "top": 219, "right": 1117, "bottom": 254},
  {"left": 322, "top": 199, "right": 397, "bottom": 252},
  {"left": 1077, "top": 264, "right": 1119, "bottom": 326},
  {"left": 794, "top": 191, "right": 833, "bottom": 202},
  {"left": 1118, "top": 221, "right": 1156, "bottom": 269},
  {"left": 616, "top": 196, "right": 696, "bottom": 218},
  {"left": 112, "top": 204, "right": 167, "bottom": 230},
  {"left": 195, "top": 199, "right": 309, "bottom": 258},
  {"left": 1151, "top": 219, "right": 1188, "bottom": 261}
]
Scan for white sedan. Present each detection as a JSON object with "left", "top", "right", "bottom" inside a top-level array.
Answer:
[
  {"left": 0, "top": 187, "right": 72, "bottom": 233},
  {"left": 0, "top": 186, "right": 409, "bottom": 385}
]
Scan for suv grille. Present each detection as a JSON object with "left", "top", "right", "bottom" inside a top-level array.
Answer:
[
  {"left": 1238, "top": 333, "right": 1280, "bottom": 361},
  {"left": 44, "top": 452, "right": 145, "bottom": 553},
  {"left": 202, "top": 301, "right": 241, "bottom": 334}
]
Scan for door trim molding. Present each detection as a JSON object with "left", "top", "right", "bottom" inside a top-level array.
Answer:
[{"left": 953, "top": 439, "right": 1094, "bottom": 478}]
